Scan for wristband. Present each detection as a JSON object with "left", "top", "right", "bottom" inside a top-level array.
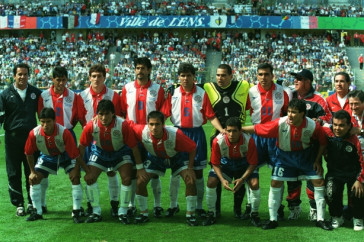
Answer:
[{"left": 136, "top": 163, "right": 144, "bottom": 170}]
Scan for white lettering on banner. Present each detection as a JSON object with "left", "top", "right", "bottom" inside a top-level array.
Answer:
[
  {"left": 119, "top": 17, "right": 147, "bottom": 27},
  {"left": 168, "top": 17, "right": 205, "bottom": 27},
  {"left": 149, "top": 17, "right": 165, "bottom": 27}
]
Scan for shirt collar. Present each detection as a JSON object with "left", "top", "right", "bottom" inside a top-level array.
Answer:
[
  {"left": 180, "top": 84, "right": 196, "bottom": 94},
  {"left": 50, "top": 86, "right": 68, "bottom": 98},
  {"left": 134, "top": 80, "right": 151, "bottom": 89},
  {"left": 90, "top": 85, "right": 106, "bottom": 96}
]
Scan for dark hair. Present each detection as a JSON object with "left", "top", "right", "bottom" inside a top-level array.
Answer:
[
  {"left": 53, "top": 66, "right": 68, "bottom": 79},
  {"left": 178, "top": 63, "right": 195, "bottom": 75},
  {"left": 217, "top": 64, "right": 232, "bottom": 75},
  {"left": 13, "top": 63, "right": 30, "bottom": 76},
  {"left": 147, "top": 111, "right": 165, "bottom": 124},
  {"left": 39, "top": 107, "right": 55, "bottom": 120},
  {"left": 225, "top": 117, "right": 241, "bottom": 130},
  {"left": 257, "top": 63, "right": 273, "bottom": 74},
  {"left": 333, "top": 110, "right": 352, "bottom": 125},
  {"left": 89, "top": 64, "right": 106, "bottom": 77},
  {"left": 334, "top": 72, "right": 351, "bottom": 83},
  {"left": 288, "top": 98, "right": 306, "bottom": 115},
  {"left": 134, "top": 57, "right": 152, "bottom": 69},
  {"left": 348, "top": 90, "right": 364, "bottom": 103},
  {"left": 96, "top": 100, "right": 115, "bottom": 114}
]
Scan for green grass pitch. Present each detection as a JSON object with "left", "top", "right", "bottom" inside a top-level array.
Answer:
[{"left": 0, "top": 119, "right": 362, "bottom": 241}]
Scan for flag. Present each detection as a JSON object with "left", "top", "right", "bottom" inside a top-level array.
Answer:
[
  {"left": 90, "top": 13, "right": 100, "bottom": 25},
  {"left": 8, "top": 16, "right": 26, "bottom": 28},
  {"left": 63, "top": 15, "right": 79, "bottom": 29},
  {"left": 0, "top": 16, "right": 7, "bottom": 29},
  {"left": 282, "top": 16, "right": 289, "bottom": 20},
  {"left": 210, "top": 15, "right": 227, "bottom": 28}
]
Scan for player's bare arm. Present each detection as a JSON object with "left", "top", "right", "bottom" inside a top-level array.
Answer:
[{"left": 233, "top": 164, "right": 257, "bottom": 193}]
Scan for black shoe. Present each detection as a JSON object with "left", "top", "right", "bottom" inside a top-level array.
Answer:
[
  {"left": 165, "top": 205, "right": 180, "bottom": 217},
  {"left": 42, "top": 206, "right": 48, "bottom": 214},
  {"left": 85, "top": 213, "right": 102, "bottom": 223},
  {"left": 316, "top": 220, "right": 333, "bottom": 231},
  {"left": 234, "top": 210, "right": 242, "bottom": 219},
  {"left": 241, "top": 204, "right": 251, "bottom": 220},
  {"left": 196, "top": 209, "right": 207, "bottom": 218},
  {"left": 80, "top": 207, "right": 85, "bottom": 217},
  {"left": 16, "top": 206, "right": 26, "bottom": 217},
  {"left": 262, "top": 220, "right": 278, "bottom": 230},
  {"left": 26, "top": 213, "right": 43, "bottom": 221},
  {"left": 27, "top": 204, "right": 34, "bottom": 214},
  {"left": 277, "top": 204, "right": 285, "bottom": 221},
  {"left": 118, "top": 214, "right": 130, "bottom": 224},
  {"left": 72, "top": 209, "right": 83, "bottom": 223},
  {"left": 153, "top": 207, "right": 164, "bottom": 218},
  {"left": 110, "top": 200, "right": 119, "bottom": 218},
  {"left": 85, "top": 202, "right": 93, "bottom": 217},
  {"left": 251, "top": 212, "right": 262, "bottom": 227},
  {"left": 135, "top": 214, "right": 150, "bottom": 224},
  {"left": 186, "top": 216, "right": 198, "bottom": 226},
  {"left": 215, "top": 210, "right": 221, "bottom": 218},
  {"left": 127, "top": 207, "right": 137, "bottom": 217},
  {"left": 202, "top": 212, "right": 216, "bottom": 226}
]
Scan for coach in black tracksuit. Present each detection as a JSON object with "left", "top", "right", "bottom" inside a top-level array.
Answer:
[{"left": 0, "top": 63, "right": 41, "bottom": 216}]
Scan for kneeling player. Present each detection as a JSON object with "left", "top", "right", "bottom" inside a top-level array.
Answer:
[
  {"left": 132, "top": 111, "right": 198, "bottom": 226},
  {"left": 25, "top": 108, "right": 89, "bottom": 222},
  {"left": 323, "top": 110, "right": 364, "bottom": 231},
  {"left": 242, "top": 99, "right": 332, "bottom": 230},
  {"left": 203, "top": 117, "right": 258, "bottom": 226},
  {"left": 79, "top": 100, "right": 142, "bottom": 224}
]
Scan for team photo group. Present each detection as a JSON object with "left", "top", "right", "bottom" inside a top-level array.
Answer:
[{"left": 0, "top": 56, "right": 364, "bottom": 232}]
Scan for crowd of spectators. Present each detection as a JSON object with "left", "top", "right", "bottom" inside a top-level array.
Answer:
[{"left": 1, "top": 1, "right": 364, "bottom": 17}]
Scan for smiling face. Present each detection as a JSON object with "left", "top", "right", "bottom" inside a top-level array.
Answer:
[
  {"left": 349, "top": 97, "right": 364, "bottom": 117},
  {"left": 332, "top": 117, "right": 351, "bottom": 138},
  {"left": 14, "top": 67, "right": 29, "bottom": 90}
]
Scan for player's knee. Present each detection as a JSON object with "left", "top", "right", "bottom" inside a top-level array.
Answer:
[
  {"left": 194, "top": 169, "right": 203, "bottom": 179},
  {"left": 121, "top": 175, "right": 132, "bottom": 186},
  {"left": 271, "top": 179, "right": 283, "bottom": 188},
  {"left": 248, "top": 177, "right": 259, "bottom": 189},
  {"left": 206, "top": 177, "right": 218, "bottom": 188}
]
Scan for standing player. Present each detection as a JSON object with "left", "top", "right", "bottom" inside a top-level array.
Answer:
[
  {"left": 202, "top": 117, "right": 258, "bottom": 226},
  {"left": 288, "top": 69, "right": 332, "bottom": 221},
  {"left": 24, "top": 108, "right": 88, "bottom": 223},
  {"left": 323, "top": 110, "right": 364, "bottom": 231},
  {"left": 132, "top": 111, "right": 198, "bottom": 226},
  {"left": 79, "top": 100, "right": 142, "bottom": 224},
  {"left": 120, "top": 57, "right": 165, "bottom": 218},
  {"left": 0, "top": 63, "right": 42, "bottom": 216},
  {"left": 326, "top": 72, "right": 351, "bottom": 115},
  {"left": 204, "top": 64, "right": 250, "bottom": 219},
  {"left": 162, "top": 63, "right": 224, "bottom": 218},
  {"left": 37, "top": 66, "right": 80, "bottom": 213},
  {"left": 242, "top": 99, "right": 332, "bottom": 230},
  {"left": 78, "top": 64, "right": 122, "bottom": 217},
  {"left": 243, "top": 63, "right": 290, "bottom": 223}
]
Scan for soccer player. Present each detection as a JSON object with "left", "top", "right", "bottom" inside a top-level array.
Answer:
[
  {"left": 78, "top": 64, "right": 122, "bottom": 217},
  {"left": 242, "top": 99, "right": 332, "bottom": 230},
  {"left": 288, "top": 69, "right": 332, "bottom": 221},
  {"left": 24, "top": 108, "right": 88, "bottom": 222},
  {"left": 349, "top": 90, "right": 364, "bottom": 142},
  {"left": 0, "top": 63, "right": 42, "bottom": 216},
  {"left": 162, "top": 63, "right": 224, "bottom": 218},
  {"left": 37, "top": 66, "right": 80, "bottom": 213},
  {"left": 79, "top": 100, "right": 142, "bottom": 224},
  {"left": 323, "top": 110, "right": 364, "bottom": 231},
  {"left": 132, "top": 111, "right": 198, "bottom": 226},
  {"left": 204, "top": 64, "right": 250, "bottom": 219},
  {"left": 326, "top": 72, "right": 351, "bottom": 115},
  {"left": 202, "top": 117, "right": 258, "bottom": 226},
  {"left": 120, "top": 57, "right": 165, "bottom": 218},
  {"left": 244, "top": 63, "right": 290, "bottom": 223}
]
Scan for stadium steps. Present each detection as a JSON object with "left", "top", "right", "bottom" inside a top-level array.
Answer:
[
  {"left": 206, "top": 50, "right": 222, "bottom": 82},
  {"left": 346, "top": 47, "right": 364, "bottom": 90}
]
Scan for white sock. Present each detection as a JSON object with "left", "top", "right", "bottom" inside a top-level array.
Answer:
[
  {"left": 314, "top": 186, "right": 326, "bottom": 221},
  {"left": 72, "top": 184, "right": 83, "bottom": 210},
  {"left": 40, "top": 177, "right": 48, "bottom": 207},
  {"left": 136, "top": 195, "right": 148, "bottom": 215},
  {"left": 279, "top": 183, "right": 285, "bottom": 205},
  {"left": 169, "top": 175, "right": 180, "bottom": 208},
  {"left": 196, "top": 177, "right": 204, "bottom": 209},
  {"left": 30, "top": 184, "right": 42, "bottom": 215},
  {"left": 151, "top": 177, "right": 162, "bottom": 207},
  {"left": 87, "top": 183, "right": 101, "bottom": 215},
  {"left": 268, "top": 186, "right": 281, "bottom": 221},
  {"left": 206, "top": 187, "right": 217, "bottom": 216},
  {"left": 84, "top": 182, "right": 91, "bottom": 203},
  {"left": 250, "top": 188, "right": 261, "bottom": 213},
  {"left": 119, "top": 185, "right": 132, "bottom": 215},
  {"left": 129, "top": 179, "right": 136, "bottom": 207},
  {"left": 186, "top": 195, "right": 197, "bottom": 214},
  {"left": 246, "top": 183, "right": 251, "bottom": 205},
  {"left": 108, "top": 175, "right": 120, "bottom": 202}
]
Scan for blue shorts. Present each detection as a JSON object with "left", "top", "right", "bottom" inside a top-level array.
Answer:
[
  {"left": 35, "top": 153, "right": 76, "bottom": 176},
  {"left": 179, "top": 126, "right": 207, "bottom": 170},
  {"left": 271, "top": 146, "right": 322, "bottom": 181},
  {"left": 208, "top": 157, "right": 258, "bottom": 182},
  {"left": 143, "top": 152, "right": 188, "bottom": 177},
  {"left": 88, "top": 145, "right": 134, "bottom": 172},
  {"left": 251, "top": 134, "right": 277, "bottom": 167}
]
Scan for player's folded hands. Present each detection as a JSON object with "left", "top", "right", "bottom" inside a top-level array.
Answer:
[
  {"left": 222, "top": 180, "right": 233, "bottom": 192},
  {"left": 233, "top": 178, "right": 244, "bottom": 193}
]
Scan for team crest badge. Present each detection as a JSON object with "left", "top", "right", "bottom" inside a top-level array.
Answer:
[
  {"left": 149, "top": 90, "right": 157, "bottom": 97},
  {"left": 55, "top": 139, "right": 64, "bottom": 148},
  {"left": 223, "top": 96, "right": 230, "bottom": 104},
  {"left": 306, "top": 103, "right": 311, "bottom": 110},
  {"left": 215, "top": 17, "right": 223, "bottom": 26},
  {"left": 31, "top": 93, "right": 36, "bottom": 99},
  {"left": 194, "top": 95, "right": 202, "bottom": 103},
  {"left": 65, "top": 97, "right": 72, "bottom": 103},
  {"left": 304, "top": 130, "right": 311, "bottom": 137},
  {"left": 274, "top": 92, "right": 282, "bottom": 100},
  {"left": 113, "top": 130, "right": 121, "bottom": 137},
  {"left": 345, "top": 145, "right": 353, "bottom": 152},
  {"left": 165, "top": 140, "right": 173, "bottom": 148}
]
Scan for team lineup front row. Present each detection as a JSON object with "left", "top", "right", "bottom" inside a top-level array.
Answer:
[{"left": 1, "top": 60, "right": 364, "bottom": 231}]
